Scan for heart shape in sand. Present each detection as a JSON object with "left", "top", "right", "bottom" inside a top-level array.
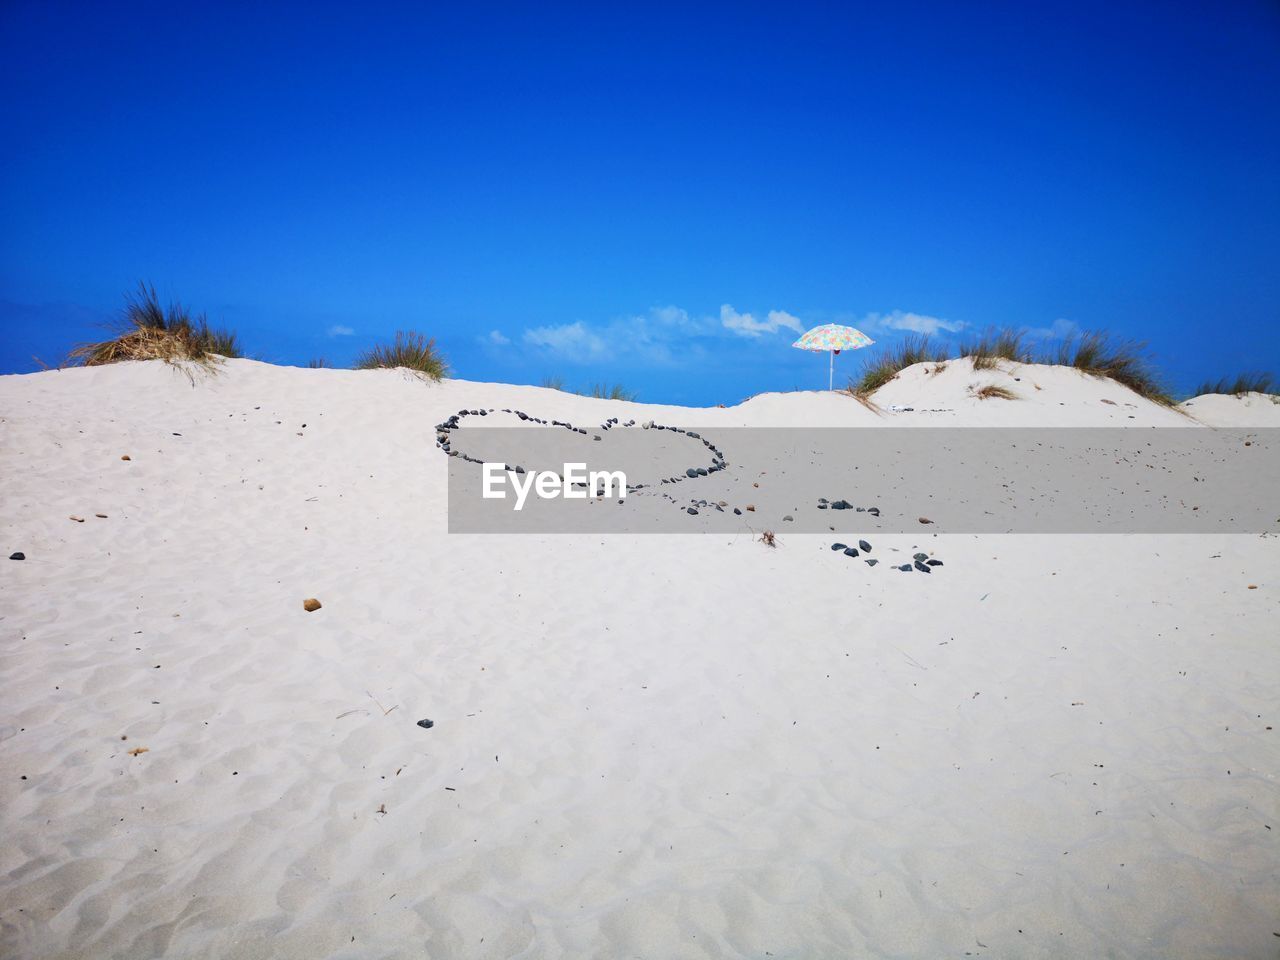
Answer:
[{"left": 435, "top": 408, "right": 730, "bottom": 490}]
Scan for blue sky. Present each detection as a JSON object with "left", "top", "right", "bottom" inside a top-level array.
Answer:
[{"left": 2, "top": 1, "right": 1277, "bottom": 404}]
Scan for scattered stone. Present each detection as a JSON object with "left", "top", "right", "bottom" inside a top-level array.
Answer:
[
  {"left": 914, "top": 560, "right": 932, "bottom": 573},
  {"left": 687, "top": 507, "right": 699, "bottom": 515},
  {"left": 733, "top": 508, "right": 742, "bottom": 515},
  {"left": 685, "top": 468, "right": 699, "bottom": 478},
  {"left": 121, "top": 455, "right": 131, "bottom": 461},
  {"left": 898, "top": 564, "right": 913, "bottom": 572},
  {"left": 843, "top": 547, "right": 859, "bottom": 557},
  {"left": 95, "top": 513, "right": 108, "bottom": 519},
  {"left": 417, "top": 719, "right": 434, "bottom": 729},
  {"left": 9, "top": 552, "right": 24, "bottom": 561},
  {"left": 69, "top": 516, "right": 84, "bottom": 523},
  {"left": 831, "top": 499, "right": 852, "bottom": 510},
  {"left": 783, "top": 515, "right": 794, "bottom": 522},
  {"left": 858, "top": 540, "right": 872, "bottom": 552},
  {"left": 918, "top": 516, "right": 934, "bottom": 524},
  {"left": 927, "top": 559, "right": 944, "bottom": 566},
  {"left": 867, "top": 507, "right": 880, "bottom": 517},
  {"left": 745, "top": 505, "right": 755, "bottom": 512},
  {"left": 831, "top": 543, "right": 847, "bottom": 551},
  {"left": 865, "top": 558, "right": 879, "bottom": 567},
  {"left": 303, "top": 598, "right": 322, "bottom": 612},
  {"left": 913, "top": 552, "right": 929, "bottom": 562}
]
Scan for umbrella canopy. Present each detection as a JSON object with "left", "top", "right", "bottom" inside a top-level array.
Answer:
[{"left": 791, "top": 324, "right": 874, "bottom": 389}]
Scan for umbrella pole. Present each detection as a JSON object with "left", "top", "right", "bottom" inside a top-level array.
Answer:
[{"left": 829, "top": 350, "right": 834, "bottom": 391}]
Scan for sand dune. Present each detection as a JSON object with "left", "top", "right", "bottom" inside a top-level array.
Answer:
[{"left": 1, "top": 359, "right": 1277, "bottom": 959}]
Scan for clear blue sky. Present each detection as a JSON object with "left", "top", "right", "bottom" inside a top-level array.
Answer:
[{"left": 2, "top": 1, "right": 1277, "bottom": 404}]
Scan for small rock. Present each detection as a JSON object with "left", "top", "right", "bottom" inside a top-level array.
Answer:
[
  {"left": 927, "top": 559, "right": 943, "bottom": 567},
  {"left": 783, "top": 515, "right": 794, "bottom": 522},
  {"left": 865, "top": 558, "right": 879, "bottom": 567},
  {"left": 120, "top": 455, "right": 131, "bottom": 461},
  {"left": 913, "top": 552, "right": 929, "bottom": 562},
  {"left": 858, "top": 540, "right": 872, "bottom": 552},
  {"left": 867, "top": 507, "right": 880, "bottom": 517},
  {"left": 914, "top": 560, "right": 932, "bottom": 573},
  {"left": 918, "top": 516, "right": 934, "bottom": 524},
  {"left": 687, "top": 507, "right": 699, "bottom": 515},
  {"left": 69, "top": 516, "right": 84, "bottom": 523},
  {"left": 303, "top": 598, "right": 322, "bottom": 612},
  {"left": 898, "top": 564, "right": 913, "bottom": 572},
  {"left": 831, "top": 499, "right": 852, "bottom": 510},
  {"left": 745, "top": 504, "right": 755, "bottom": 512},
  {"left": 9, "top": 552, "right": 24, "bottom": 561},
  {"left": 733, "top": 508, "right": 742, "bottom": 515},
  {"left": 831, "top": 543, "right": 847, "bottom": 551},
  {"left": 843, "top": 547, "right": 859, "bottom": 557},
  {"left": 685, "top": 468, "right": 698, "bottom": 478},
  {"left": 417, "top": 719, "right": 434, "bottom": 729}
]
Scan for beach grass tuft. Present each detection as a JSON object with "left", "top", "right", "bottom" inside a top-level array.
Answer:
[
  {"left": 851, "top": 334, "right": 950, "bottom": 396},
  {"left": 1191, "top": 372, "right": 1275, "bottom": 397},
  {"left": 1047, "top": 331, "right": 1172, "bottom": 405},
  {"left": 354, "top": 331, "right": 448, "bottom": 380},
  {"left": 972, "top": 384, "right": 1018, "bottom": 400},
  {"left": 66, "top": 282, "right": 241, "bottom": 374},
  {"left": 540, "top": 376, "right": 637, "bottom": 401},
  {"left": 959, "top": 327, "right": 1030, "bottom": 370}
]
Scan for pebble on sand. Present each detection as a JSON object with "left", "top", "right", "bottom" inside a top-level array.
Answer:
[
  {"left": 9, "top": 552, "right": 24, "bottom": 561},
  {"left": 303, "top": 598, "right": 322, "bottom": 612},
  {"left": 120, "top": 454, "right": 131, "bottom": 461}
]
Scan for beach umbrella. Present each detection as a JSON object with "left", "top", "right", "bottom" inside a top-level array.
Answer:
[{"left": 792, "top": 324, "right": 875, "bottom": 390}]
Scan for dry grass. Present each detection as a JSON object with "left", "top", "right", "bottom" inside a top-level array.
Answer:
[
  {"left": 65, "top": 283, "right": 240, "bottom": 377},
  {"left": 851, "top": 334, "right": 950, "bottom": 396},
  {"left": 355, "top": 331, "right": 448, "bottom": 380},
  {"left": 307, "top": 357, "right": 331, "bottom": 369},
  {"left": 758, "top": 529, "right": 777, "bottom": 548},
  {"left": 958, "top": 327, "right": 1030, "bottom": 370},
  {"left": 1192, "top": 372, "right": 1275, "bottom": 397},
  {"left": 1047, "top": 331, "right": 1172, "bottom": 405},
  {"left": 540, "top": 376, "right": 637, "bottom": 401},
  {"left": 971, "top": 384, "right": 1018, "bottom": 400}
]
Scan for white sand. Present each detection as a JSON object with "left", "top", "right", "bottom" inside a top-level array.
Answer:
[{"left": 1, "top": 359, "right": 1276, "bottom": 959}]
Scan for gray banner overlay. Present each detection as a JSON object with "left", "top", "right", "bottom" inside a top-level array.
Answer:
[{"left": 441, "top": 417, "right": 1278, "bottom": 533}]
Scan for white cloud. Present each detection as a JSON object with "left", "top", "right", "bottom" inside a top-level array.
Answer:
[
  {"left": 861, "top": 311, "right": 965, "bottom": 336},
  {"left": 487, "top": 329, "right": 510, "bottom": 346},
  {"left": 1025, "top": 318, "right": 1081, "bottom": 341},
  {"left": 720, "top": 304, "right": 805, "bottom": 338},
  {"left": 523, "top": 321, "right": 611, "bottom": 362},
  {"left": 327, "top": 324, "right": 355, "bottom": 337}
]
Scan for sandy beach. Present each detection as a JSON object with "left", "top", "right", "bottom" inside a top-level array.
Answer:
[{"left": 0, "top": 358, "right": 1276, "bottom": 959}]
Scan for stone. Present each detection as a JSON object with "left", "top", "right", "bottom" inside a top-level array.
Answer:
[
  {"left": 918, "top": 516, "right": 934, "bottom": 524},
  {"left": 686, "top": 468, "right": 699, "bottom": 478},
  {"left": 898, "top": 564, "right": 913, "bottom": 572},
  {"left": 733, "top": 508, "right": 742, "bottom": 515},
  {"left": 9, "top": 552, "right": 24, "bottom": 561},
  {"left": 843, "top": 547, "right": 859, "bottom": 557},
  {"left": 783, "top": 515, "right": 794, "bottom": 522},
  {"left": 121, "top": 454, "right": 131, "bottom": 461},
  {"left": 303, "top": 598, "right": 322, "bottom": 612},
  {"left": 927, "top": 559, "right": 944, "bottom": 566},
  {"left": 867, "top": 507, "right": 880, "bottom": 517},
  {"left": 687, "top": 507, "right": 699, "bottom": 515},
  {"left": 831, "top": 499, "right": 852, "bottom": 510},
  {"left": 745, "top": 504, "right": 755, "bottom": 512},
  {"left": 865, "top": 558, "right": 879, "bottom": 567},
  {"left": 914, "top": 560, "right": 932, "bottom": 573},
  {"left": 417, "top": 719, "right": 434, "bottom": 729},
  {"left": 831, "top": 543, "right": 847, "bottom": 551},
  {"left": 913, "top": 552, "right": 929, "bottom": 562},
  {"left": 858, "top": 540, "right": 872, "bottom": 552}
]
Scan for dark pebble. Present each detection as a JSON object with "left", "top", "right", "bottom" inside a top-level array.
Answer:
[
  {"left": 865, "top": 558, "right": 879, "bottom": 566},
  {"left": 687, "top": 507, "right": 699, "bottom": 515},
  {"left": 868, "top": 507, "right": 880, "bottom": 517},
  {"left": 830, "top": 499, "right": 852, "bottom": 510},
  {"left": 843, "top": 547, "right": 859, "bottom": 557},
  {"left": 831, "top": 543, "right": 847, "bottom": 551},
  {"left": 733, "top": 508, "right": 742, "bottom": 515},
  {"left": 913, "top": 552, "right": 929, "bottom": 562},
  {"left": 858, "top": 540, "right": 872, "bottom": 552},
  {"left": 9, "top": 552, "right": 24, "bottom": 561},
  {"left": 898, "top": 564, "right": 913, "bottom": 572},
  {"left": 417, "top": 719, "right": 434, "bottom": 729},
  {"left": 783, "top": 515, "right": 794, "bottom": 522},
  {"left": 927, "top": 559, "right": 944, "bottom": 566},
  {"left": 914, "top": 560, "right": 932, "bottom": 573}
]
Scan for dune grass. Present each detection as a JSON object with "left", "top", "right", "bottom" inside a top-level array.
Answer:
[
  {"left": 66, "top": 283, "right": 241, "bottom": 374},
  {"left": 540, "top": 376, "right": 637, "bottom": 401},
  {"left": 1191, "top": 372, "right": 1275, "bottom": 397},
  {"left": 850, "top": 334, "right": 950, "bottom": 396},
  {"left": 306, "top": 357, "right": 331, "bottom": 368},
  {"left": 972, "top": 384, "right": 1018, "bottom": 400},
  {"left": 958, "top": 327, "right": 1031, "bottom": 370},
  {"left": 354, "top": 331, "right": 448, "bottom": 380},
  {"left": 1047, "top": 331, "right": 1172, "bottom": 405}
]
